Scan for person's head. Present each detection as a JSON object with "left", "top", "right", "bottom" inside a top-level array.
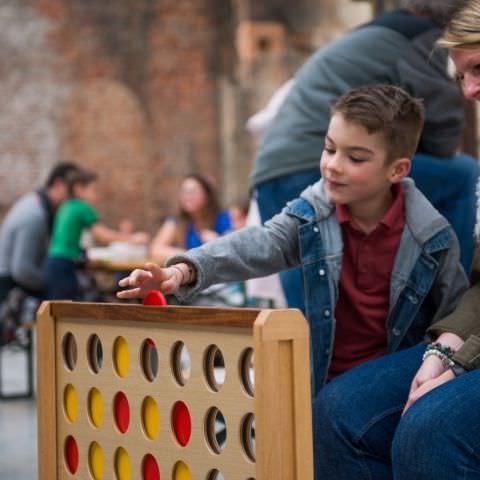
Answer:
[
  {"left": 66, "top": 168, "right": 98, "bottom": 205},
  {"left": 438, "top": 0, "right": 480, "bottom": 100},
  {"left": 321, "top": 84, "right": 424, "bottom": 207},
  {"left": 229, "top": 197, "right": 250, "bottom": 230},
  {"left": 44, "top": 162, "right": 80, "bottom": 208},
  {"left": 178, "top": 174, "right": 221, "bottom": 221},
  {"left": 399, "top": 0, "right": 468, "bottom": 27}
]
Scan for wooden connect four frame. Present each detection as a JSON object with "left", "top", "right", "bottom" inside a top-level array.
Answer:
[{"left": 37, "top": 301, "right": 313, "bottom": 480}]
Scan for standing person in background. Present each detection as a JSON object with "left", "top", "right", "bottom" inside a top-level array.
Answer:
[
  {"left": 43, "top": 168, "right": 149, "bottom": 300},
  {"left": 149, "top": 174, "right": 232, "bottom": 260},
  {"left": 251, "top": 0, "right": 477, "bottom": 311}
]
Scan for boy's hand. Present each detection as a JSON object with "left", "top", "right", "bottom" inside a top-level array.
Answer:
[{"left": 117, "top": 262, "right": 181, "bottom": 298}]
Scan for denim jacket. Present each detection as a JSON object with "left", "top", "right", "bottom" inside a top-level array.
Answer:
[{"left": 168, "top": 178, "right": 468, "bottom": 396}]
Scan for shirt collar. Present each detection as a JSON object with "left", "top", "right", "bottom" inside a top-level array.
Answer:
[{"left": 336, "top": 183, "right": 404, "bottom": 230}]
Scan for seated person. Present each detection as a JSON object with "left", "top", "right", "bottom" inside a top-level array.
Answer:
[
  {"left": 150, "top": 174, "right": 232, "bottom": 260},
  {"left": 118, "top": 85, "right": 468, "bottom": 397},
  {"left": 43, "top": 168, "right": 149, "bottom": 300}
]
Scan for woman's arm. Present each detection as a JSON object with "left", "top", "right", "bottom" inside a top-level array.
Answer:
[
  {"left": 149, "top": 219, "right": 185, "bottom": 259},
  {"left": 90, "top": 222, "right": 149, "bottom": 245}
]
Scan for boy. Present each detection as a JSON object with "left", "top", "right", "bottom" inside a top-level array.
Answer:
[
  {"left": 44, "top": 168, "right": 148, "bottom": 300},
  {"left": 118, "top": 85, "right": 468, "bottom": 396}
]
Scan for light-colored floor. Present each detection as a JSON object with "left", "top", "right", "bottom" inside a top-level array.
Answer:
[{"left": 0, "top": 344, "right": 38, "bottom": 480}]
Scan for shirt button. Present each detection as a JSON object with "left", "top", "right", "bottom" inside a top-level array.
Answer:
[
  {"left": 324, "top": 309, "right": 331, "bottom": 317},
  {"left": 313, "top": 226, "right": 319, "bottom": 233},
  {"left": 392, "top": 327, "right": 401, "bottom": 336},
  {"left": 318, "top": 268, "right": 326, "bottom": 276}
]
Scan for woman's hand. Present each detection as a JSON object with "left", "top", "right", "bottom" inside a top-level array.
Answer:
[
  {"left": 117, "top": 262, "right": 182, "bottom": 298},
  {"left": 403, "top": 368, "right": 455, "bottom": 413}
]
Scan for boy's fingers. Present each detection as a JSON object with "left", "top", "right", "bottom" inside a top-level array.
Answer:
[{"left": 116, "top": 287, "right": 143, "bottom": 299}]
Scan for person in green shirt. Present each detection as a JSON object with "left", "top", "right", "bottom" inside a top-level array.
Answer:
[{"left": 43, "top": 168, "right": 148, "bottom": 300}]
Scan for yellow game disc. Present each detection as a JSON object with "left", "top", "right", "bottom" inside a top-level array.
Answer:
[
  {"left": 88, "top": 441, "right": 104, "bottom": 480},
  {"left": 142, "top": 396, "right": 160, "bottom": 440},
  {"left": 115, "top": 447, "right": 131, "bottom": 480},
  {"left": 113, "top": 336, "right": 130, "bottom": 378},
  {"left": 63, "top": 384, "right": 78, "bottom": 423},
  {"left": 174, "top": 461, "right": 192, "bottom": 480},
  {"left": 88, "top": 387, "right": 103, "bottom": 428}
]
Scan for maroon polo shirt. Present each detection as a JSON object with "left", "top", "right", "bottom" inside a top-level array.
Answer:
[{"left": 328, "top": 183, "right": 405, "bottom": 379}]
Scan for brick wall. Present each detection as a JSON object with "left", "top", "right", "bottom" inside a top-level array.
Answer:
[{"left": 0, "top": 0, "right": 370, "bottom": 231}]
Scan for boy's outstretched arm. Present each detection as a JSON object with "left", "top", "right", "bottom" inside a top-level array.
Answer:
[{"left": 117, "top": 262, "right": 194, "bottom": 298}]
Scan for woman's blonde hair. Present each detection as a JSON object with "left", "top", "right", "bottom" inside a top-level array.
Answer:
[{"left": 438, "top": 1, "right": 480, "bottom": 48}]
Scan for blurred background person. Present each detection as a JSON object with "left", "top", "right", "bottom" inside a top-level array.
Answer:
[
  {"left": 43, "top": 167, "right": 149, "bottom": 300},
  {"left": 0, "top": 162, "right": 80, "bottom": 343},
  {"left": 150, "top": 173, "right": 232, "bottom": 260}
]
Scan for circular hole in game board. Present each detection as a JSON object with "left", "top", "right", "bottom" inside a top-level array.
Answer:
[
  {"left": 114, "top": 447, "right": 131, "bottom": 480},
  {"left": 113, "top": 336, "right": 130, "bottom": 378},
  {"left": 171, "top": 341, "right": 191, "bottom": 386},
  {"left": 64, "top": 435, "right": 79, "bottom": 475},
  {"left": 206, "top": 469, "right": 225, "bottom": 480},
  {"left": 87, "top": 334, "right": 103, "bottom": 373},
  {"left": 203, "top": 345, "right": 225, "bottom": 392},
  {"left": 142, "top": 453, "right": 160, "bottom": 480},
  {"left": 205, "top": 407, "right": 227, "bottom": 454},
  {"left": 62, "top": 332, "right": 77, "bottom": 371},
  {"left": 88, "top": 441, "right": 104, "bottom": 480},
  {"left": 241, "top": 413, "right": 256, "bottom": 462},
  {"left": 239, "top": 348, "right": 255, "bottom": 396},
  {"left": 141, "top": 338, "right": 159, "bottom": 382},
  {"left": 171, "top": 401, "right": 192, "bottom": 447},
  {"left": 172, "top": 460, "right": 191, "bottom": 480},
  {"left": 142, "top": 396, "right": 160, "bottom": 440},
  {"left": 88, "top": 387, "right": 103, "bottom": 428},
  {"left": 63, "top": 384, "right": 78, "bottom": 423},
  {"left": 114, "top": 391, "right": 130, "bottom": 433}
]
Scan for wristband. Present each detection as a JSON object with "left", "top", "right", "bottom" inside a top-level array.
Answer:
[{"left": 450, "top": 362, "right": 468, "bottom": 377}]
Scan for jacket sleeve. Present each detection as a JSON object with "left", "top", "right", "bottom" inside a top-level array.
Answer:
[
  {"left": 428, "top": 281, "right": 480, "bottom": 370},
  {"left": 396, "top": 30, "right": 464, "bottom": 157},
  {"left": 165, "top": 210, "right": 301, "bottom": 301}
]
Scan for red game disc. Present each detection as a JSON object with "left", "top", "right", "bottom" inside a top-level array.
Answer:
[
  {"left": 143, "top": 290, "right": 167, "bottom": 306},
  {"left": 142, "top": 453, "right": 160, "bottom": 480},
  {"left": 172, "top": 401, "right": 192, "bottom": 447},
  {"left": 65, "top": 435, "right": 79, "bottom": 474}
]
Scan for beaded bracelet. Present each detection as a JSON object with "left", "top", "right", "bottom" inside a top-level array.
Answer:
[
  {"left": 422, "top": 342, "right": 455, "bottom": 369},
  {"left": 425, "top": 341, "right": 455, "bottom": 358}
]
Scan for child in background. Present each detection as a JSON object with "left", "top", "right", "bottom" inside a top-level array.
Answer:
[
  {"left": 43, "top": 168, "right": 149, "bottom": 300},
  {"left": 118, "top": 85, "right": 468, "bottom": 396}
]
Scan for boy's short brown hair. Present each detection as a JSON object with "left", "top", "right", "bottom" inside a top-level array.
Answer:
[
  {"left": 331, "top": 84, "right": 424, "bottom": 164},
  {"left": 65, "top": 167, "right": 97, "bottom": 196}
]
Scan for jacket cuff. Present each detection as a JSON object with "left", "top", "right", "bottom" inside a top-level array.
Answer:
[
  {"left": 165, "top": 254, "right": 204, "bottom": 301},
  {"left": 452, "top": 335, "right": 480, "bottom": 370}
]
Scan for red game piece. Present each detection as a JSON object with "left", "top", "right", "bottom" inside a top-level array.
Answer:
[
  {"left": 114, "top": 391, "right": 130, "bottom": 433},
  {"left": 64, "top": 435, "right": 79, "bottom": 474},
  {"left": 143, "top": 290, "right": 167, "bottom": 306},
  {"left": 172, "top": 401, "right": 192, "bottom": 447},
  {"left": 143, "top": 453, "right": 160, "bottom": 480}
]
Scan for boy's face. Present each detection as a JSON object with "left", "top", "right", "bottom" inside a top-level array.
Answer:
[
  {"left": 320, "top": 113, "right": 408, "bottom": 208},
  {"left": 75, "top": 181, "right": 98, "bottom": 205}
]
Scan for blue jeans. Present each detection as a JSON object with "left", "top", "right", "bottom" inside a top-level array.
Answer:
[
  {"left": 410, "top": 153, "right": 479, "bottom": 273},
  {"left": 43, "top": 257, "right": 80, "bottom": 300},
  {"left": 256, "top": 153, "right": 478, "bottom": 310},
  {"left": 313, "top": 343, "right": 480, "bottom": 480}
]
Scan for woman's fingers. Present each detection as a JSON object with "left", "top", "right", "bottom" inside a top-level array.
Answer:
[{"left": 116, "top": 287, "right": 144, "bottom": 299}]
